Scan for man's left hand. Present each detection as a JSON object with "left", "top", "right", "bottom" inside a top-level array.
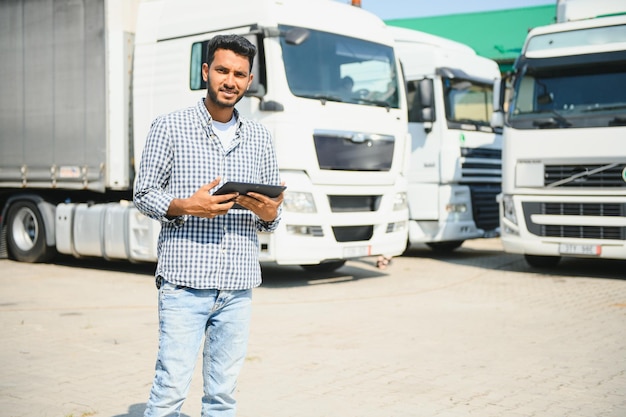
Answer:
[{"left": 234, "top": 186, "right": 284, "bottom": 222}]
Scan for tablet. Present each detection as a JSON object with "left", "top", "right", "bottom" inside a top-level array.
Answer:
[
  {"left": 214, "top": 181, "right": 286, "bottom": 198},
  {"left": 214, "top": 181, "right": 286, "bottom": 209}
]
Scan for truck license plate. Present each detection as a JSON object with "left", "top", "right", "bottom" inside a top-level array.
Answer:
[
  {"left": 559, "top": 244, "right": 601, "bottom": 256},
  {"left": 343, "top": 245, "right": 371, "bottom": 258}
]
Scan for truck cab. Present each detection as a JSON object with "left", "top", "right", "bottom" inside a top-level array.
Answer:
[
  {"left": 492, "top": 14, "right": 626, "bottom": 267},
  {"left": 390, "top": 26, "right": 502, "bottom": 253}
]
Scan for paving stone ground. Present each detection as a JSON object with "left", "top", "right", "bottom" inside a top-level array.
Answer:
[{"left": 1, "top": 238, "right": 625, "bottom": 417}]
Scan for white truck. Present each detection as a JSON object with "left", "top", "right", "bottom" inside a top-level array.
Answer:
[
  {"left": 389, "top": 26, "right": 502, "bottom": 252},
  {"left": 491, "top": 12, "right": 626, "bottom": 267},
  {"left": 0, "top": 0, "right": 410, "bottom": 271},
  {"left": 556, "top": 0, "right": 626, "bottom": 23}
]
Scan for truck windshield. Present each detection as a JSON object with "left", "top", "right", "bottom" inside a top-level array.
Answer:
[
  {"left": 509, "top": 64, "right": 626, "bottom": 129},
  {"left": 279, "top": 25, "right": 400, "bottom": 109},
  {"left": 442, "top": 78, "right": 494, "bottom": 130}
]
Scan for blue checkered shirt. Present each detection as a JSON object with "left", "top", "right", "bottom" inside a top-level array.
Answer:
[{"left": 134, "top": 99, "right": 281, "bottom": 290}]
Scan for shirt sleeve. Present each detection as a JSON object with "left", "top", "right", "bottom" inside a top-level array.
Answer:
[
  {"left": 255, "top": 125, "right": 282, "bottom": 232},
  {"left": 133, "top": 116, "right": 186, "bottom": 226}
]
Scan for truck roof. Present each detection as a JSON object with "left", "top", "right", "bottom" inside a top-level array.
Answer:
[
  {"left": 388, "top": 26, "right": 499, "bottom": 82},
  {"left": 524, "top": 14, "right": 626, "bottom": 58},
  {"left": 387, "top": 26, "right": 475, "bottom": 54},
  {"left": 556, "top": 0, "right": 626, "bottom": 23},
  {"left": 136, "top": 0, "right": 394, "bottom": 47}
]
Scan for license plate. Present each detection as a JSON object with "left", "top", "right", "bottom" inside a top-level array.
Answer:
[
  {"left": 559, "top": 243, "right": 601, "bottom": 256},
  {"left": 343, "top": 245, "right": 371, "bottom": 258}
]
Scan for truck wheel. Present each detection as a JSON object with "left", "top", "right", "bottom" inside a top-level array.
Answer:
[
  {"left": 300, "top": 260, "right": 346, "bottom": 273},
  {"left": 524, "top": 254, "right": 560, "bottom": 268},
  {"left": 6, "top": 201, "right": 55, "bottom": 263},
  {"left": 426, "top": 240, "right": 464, "bottom": 253}
]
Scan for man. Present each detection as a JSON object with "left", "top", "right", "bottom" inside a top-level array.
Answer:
[
  {"left": 339, "top": 75, "right": 354, "bottom": 99},
  {"left": 134, "top": 34, "right": 283, "bottom": 417}
]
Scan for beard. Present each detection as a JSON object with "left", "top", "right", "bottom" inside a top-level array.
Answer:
[{"left": 207, "top": 84, "right": 245, "bottom": 108}]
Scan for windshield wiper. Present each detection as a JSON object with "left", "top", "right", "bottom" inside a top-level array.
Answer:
[
  {"left": 298, "top": 93, "right": 344, "bottom": 104},
  {"left": 582, "top": 103, "right": 626, "bottom": 112},
  {"left": 532, "top": 109, "right": 572, "bottom": 128},
  {"left": 453, "top": 118, "right": 493, "bottom": 131},
  {"left": 609, "top": 116, "right": 626, "bottom": 126},
  {"left": 355, "top": 97, "right": 391, "bottom": 110}
]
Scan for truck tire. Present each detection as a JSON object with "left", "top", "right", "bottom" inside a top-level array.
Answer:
[
  {"left": 300, "top": 260, "right": 346, "bottom": 273},
  {"left": 426, "top": 240, "right": 464, "bottom": 253},
  {"left": 524, "top": 254, "right": 560, "bottom": 268},
  {"left": 6, "top": 200, "right": 55, "bottom": 263}
]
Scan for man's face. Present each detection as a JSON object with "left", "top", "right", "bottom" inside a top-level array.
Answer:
[{"left": 203, "top": 48, "right": 253, "bottom": 108}]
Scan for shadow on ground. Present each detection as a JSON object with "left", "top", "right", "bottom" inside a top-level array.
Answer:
[
  {"left": 111, "top": 403, "right": 191, "bottom": 417},
  {"left": 41, "top": 238, "right": 625, "bottom": 284},
  {"left": 402, "top": 242, "right": 626, "bottom": 281},
  {"left": 260, "top": 260, "right": 386, "bottom": 288}
]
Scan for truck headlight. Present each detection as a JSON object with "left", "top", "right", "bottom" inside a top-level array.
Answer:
[
  {"left": 502, "top": 194, "right": 517, "bottom": 225},
  {"left": 283, "top": 191, "right": 316, "bottom": 213},
  {"left": 393, "top": 192, "right": 408, "bottom": 211},
  {"left": 445, "top": 203, "right": 467, "bottom": 213}
]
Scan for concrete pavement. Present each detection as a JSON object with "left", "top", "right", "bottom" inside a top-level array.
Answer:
[{"left": 1, "top": 238, "right": 625, "bottom": 417}]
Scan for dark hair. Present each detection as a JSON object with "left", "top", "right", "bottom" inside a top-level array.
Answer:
[{"left": 206, "top": 34, "right": 256, "bottom": 72}]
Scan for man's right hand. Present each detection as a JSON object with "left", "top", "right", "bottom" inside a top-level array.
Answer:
[{"left": 166, "top": 177, "right": 238, "bottom": 219}]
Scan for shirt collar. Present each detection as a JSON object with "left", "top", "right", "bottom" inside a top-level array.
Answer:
[{"left": 195, "top": 97, "right": 244, "bottom": 129}]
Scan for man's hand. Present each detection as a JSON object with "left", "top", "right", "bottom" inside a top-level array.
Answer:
[
  {"left": 167, "top": 177, "right": 238, "bottom": 219},
  {"left": 234, "top": 182, "right": 285, "bottom": 222}
]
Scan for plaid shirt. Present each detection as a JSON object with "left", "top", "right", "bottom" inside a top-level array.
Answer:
[{"left": 134, "top": 99, "right": 281, "bottom": 290}]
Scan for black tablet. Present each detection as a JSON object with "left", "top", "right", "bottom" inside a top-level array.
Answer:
[
  {"left": 214, "top": 181, "right": 286, "bottom": 198},
  {"left": 214, "top": 182, "right": 286, "bottom": 209}
]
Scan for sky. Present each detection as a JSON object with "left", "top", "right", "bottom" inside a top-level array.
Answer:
[{"left": 337, "top": 0, "right": 554, "bottom": 20}]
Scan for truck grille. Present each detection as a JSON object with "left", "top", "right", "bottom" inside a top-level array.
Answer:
[
  {"left": 314, "top": 130, "right": 394, "bottom": 171},
  {"left": 460, "top": 147, "right": 501, "bottom": 231},
  {"left": 460, "top": 147, "right": 501, "bottom": 181},
  {"left": 469, "top": 184, "right": 500, "bottom": 231},
  {"left": 328, "top": 195, "right": 381, "bottom": 212},
  {"left": 522, "top": 202, "right": 626, "bottom": 240},
  {"left": 545, "top": 164, "right": 626, "bottom": 188},
  {"left": 332, "top": 225, "right": 373, "bottom": 242},
  {"left": 462, "top": 147, "right": 501, "bottom": 159}
]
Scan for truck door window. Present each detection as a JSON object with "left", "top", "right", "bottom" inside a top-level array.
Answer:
[{"left": 190, "top": 43, "right": 204, "bottom": 90}]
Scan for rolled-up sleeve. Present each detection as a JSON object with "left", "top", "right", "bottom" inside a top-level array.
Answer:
[
  {"left": 257, "top": 208, "right": 281, "bottom": 232},
  {"left": 133, "top": 116, "right": 185, "bottom": 226},
  {"left": 254, "top": 123, "right": 282, "bottom": 232}
]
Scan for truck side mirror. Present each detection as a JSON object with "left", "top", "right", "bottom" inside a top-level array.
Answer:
[
  {"left": 417, "top": 79, "right": 435, "bottom": 130},
  {"left": 418, "top": 78, "right": 434, "bottom": 113},
  {"left": 490, "top": 77, "right": 505, "bottom": 128},
  {"left": 407, "top": 78, "right": 435, "bottom": 132},
  {"left": 245, "top": 81, "right": 265, "bottom": 98},
  {"left": 246, "top": 84, "right": 284, "bottom": 112},
  {"left": 421, "top": 107, "right": 434, "bottom": 122}
]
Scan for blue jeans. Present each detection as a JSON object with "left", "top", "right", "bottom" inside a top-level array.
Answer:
[{"left": 144, "top": 280, "right": 252, "bottom": 417}]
